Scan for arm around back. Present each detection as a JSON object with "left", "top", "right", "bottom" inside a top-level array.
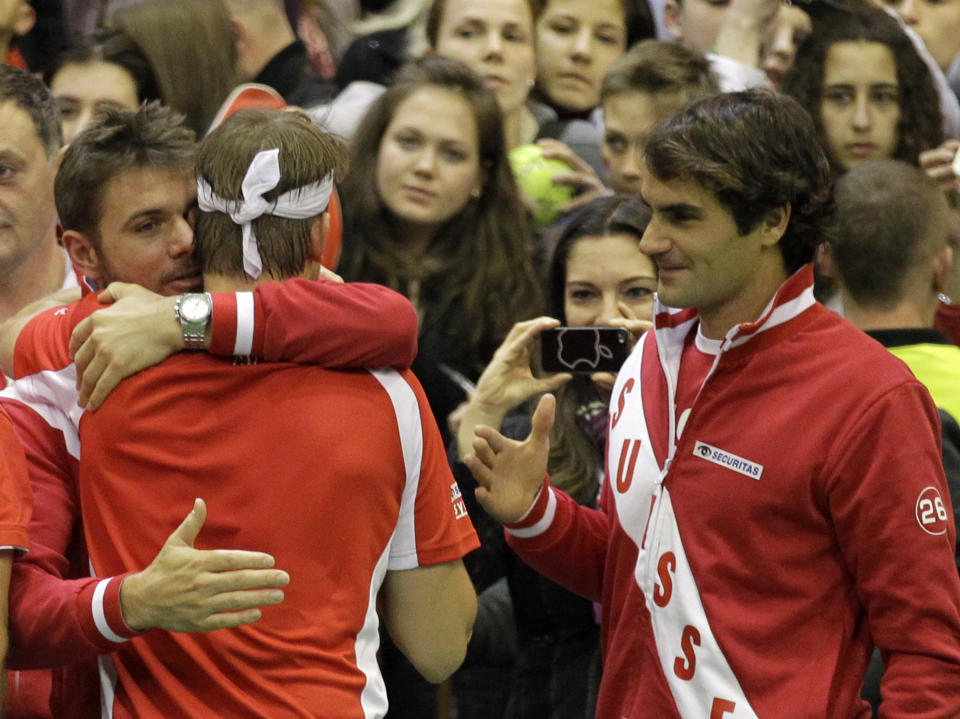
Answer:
[{"left": 380, "top": 558, "right": 477, "bottom": 684}]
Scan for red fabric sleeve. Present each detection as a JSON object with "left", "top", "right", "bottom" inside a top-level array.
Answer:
[
  {"left": 208, "top": 278, "right": 417, "bottom": 367},
  {"left": 13, "top": 294, "right": 105, "bottom": 378},
  {"left": 404, "top": 369, "right": 479, "bottom": 566},
  {"left": 824, "top": 381, "right": 960, "bottom": 717},
  {"left": 2, "top": 399, "right": 135, "bottom": 671},
  {"left": 504, "top": 484, "right": 610, "bottom": 603},
  {"left": 0, "top": 408, "right": 31, "bottom": 552}
]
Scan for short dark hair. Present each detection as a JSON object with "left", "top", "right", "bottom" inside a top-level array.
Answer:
[
  {"left": 0, "top": 64, "right": 62, "bottom": 157},
  {"left": 781, "top": 3, "right": 943, "bottom": 174},
  {"left": 644, "top": 88, "right": 835, "bottom": 274},
  {"left": 55, "top": 102, "right": 195, "bottom": 241},
  {"left": 47, "top": 27, "right": 161, "bottom": 105},
  {"left": 601, "top": 39, "right": 718, "bottom": 106},
  {"left": 548, "top": 195, "right": 651, "bottom": 320},
  {"left": 196, "top": 109, "right": 347, "bottom": 279},
  {"left": 833, "top": 159, "right": 948, "bottom": 308}
]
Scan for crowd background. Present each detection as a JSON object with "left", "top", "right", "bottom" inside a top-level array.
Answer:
[{"left": 2, "top": 0, "right": 960, "bottom": 717}]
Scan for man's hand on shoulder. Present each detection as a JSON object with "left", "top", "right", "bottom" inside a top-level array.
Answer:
[
  {"left": 119, "top": 499, "right": 289, "bottom": 633},
  {"left": 69, "top": 282, "right": 183, "bottom": 410}
]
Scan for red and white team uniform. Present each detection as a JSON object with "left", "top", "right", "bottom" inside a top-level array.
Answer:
[
  {"left": 0, "top": 406, "right": 32, "bottom": 553},
  {"left": 1, "top": 279, "right": 419, "bottom": 718},
  {"left": 504, "top": 265, "right": 960, "bottom": 718},
  {"left": 78, "top": 356, "right": 478, "bottom": 718}
]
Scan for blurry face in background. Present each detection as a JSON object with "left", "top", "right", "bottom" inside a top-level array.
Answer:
[
  {"left": 820, "top": 41, "right": 901, "bottom": 171},
  {"left": 883, "top": 0, "right": 960, "bottom": 71},
  {"left": 376, "top": 86, "right": 483, "bottom": 235},
  {"left": 564, "top": 233, "right": 657, "bottom": 325},
  {"left": 760, "top": 4, "right": 812, "bottom": 88},
  {"left": 434, "top": 0, "right": 537, "bottom": 115},
  {"left": 51, "top": 61, "right": 140, "bottom": 144},
  {"left": 603, "top": 90, "right": 680, "bottom": 196},
  {"left": 663, "top": 0, "right": 729, "bottom": 55},
  {"left": 535, "top": 0, "right": 627, "bottom": 113}
]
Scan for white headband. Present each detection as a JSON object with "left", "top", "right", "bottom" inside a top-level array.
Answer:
[{"left": 197, "top": 148, "right": 334, "bottom": 278}]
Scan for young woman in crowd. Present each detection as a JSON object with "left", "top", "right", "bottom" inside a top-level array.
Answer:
[
  {"left": 452, "top": 194, "right": 655, "bottom": 719},
  {"left": 782, "top": 3, "right": 943, "bottom": 176},
  {"left": 339, "top": 55, "right": 542, "bottom": 437},
  {"left": 109, "top": 0, "right": 238, "bottom": 136},
  {"left": 46, "top": 27, "right": 159, "bottom": 144}
]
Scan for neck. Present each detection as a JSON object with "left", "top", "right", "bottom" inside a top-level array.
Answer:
[
  {"left": 502, "top": 104, "right": 538, "bottom": 151},
  {"left": 697, "top": 255, "right": 789, "bottom": 340},
  {"left": 0, "top": 236, "right": 65, "bottom": 323},
  {"left": 203, "top": 261, "right": 319, "bottom": 293},
  {"left": 842, "top": 293, "right": 935, "bottom": 332},
  {"left": 397, "top": 220, "right": 439, "bottom": 261}
]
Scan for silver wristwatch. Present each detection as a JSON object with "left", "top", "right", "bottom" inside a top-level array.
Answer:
[{"left": 174, "top": 292, "right": 213, "bottom": 350}]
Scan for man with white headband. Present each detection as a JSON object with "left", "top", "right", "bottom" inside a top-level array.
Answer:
[
  {"left": 0, "top": 103, "right": 422, "bottom": 718},
  {"left": 61, "top": 108, "right": 479, "bottom": 717}
]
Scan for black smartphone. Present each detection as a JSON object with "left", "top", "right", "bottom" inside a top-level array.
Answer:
[{"left": 540, "top": 326, "right": 631, "bottom": 374}]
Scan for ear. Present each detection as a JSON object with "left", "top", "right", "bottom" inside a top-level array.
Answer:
[
  {"left": 933, "top": 244, "right": 954, "bottom": 294},
  {"left": 12, "top": 2, "right": 36, "bottom": 37},
  {"left": 62, "top": 230, "right": 104, "bottom": 286},
  {"left": 308, "top": 213, "right": 330, "bottom": 262},
  {"left": 663, "top": 0, "right": 684, "bottom": 42},
  {"left": 760, "top": 203, "right": 791, "bottom": 248}
]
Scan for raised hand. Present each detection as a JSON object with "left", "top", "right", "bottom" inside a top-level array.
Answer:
[
  {"left": 119, "top": 499, "right": 289, "bottom": 633},
  {"left": 537, "top": 138, "right": 610, "bottom": 213},
  {"left": 465, "top": 394, "right": 556, "bottom": 524}
]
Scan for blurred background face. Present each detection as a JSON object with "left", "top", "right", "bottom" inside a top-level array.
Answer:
[
  {"left": 883, "top": 0, "right": 960, "bottom": 71},
  {"left": 376, "top": 85, "right": 482, "bottom": 235},
  {"left": 820, "top": 41, "right": 901, "bottom": 171},
  {"left": 535, "top": 0, "right": 627, "bottom": 112},
  {"left": 602, "top": 90, "right": 677, "bottom": 195},
  {"left": 564, "top": 233, "right": 657, "bottom": 324},
  {"left": 434, "top": 0, "right": 537, "bottom": 115},
  {"left": 50, "top": 61, "right": 140, "bottom": 144},
  {"left": 663, "top": 0, "right": 729, "bottom": 54},
  {"left": 760, "top": 4, "right": 812, "bottom": 88}
]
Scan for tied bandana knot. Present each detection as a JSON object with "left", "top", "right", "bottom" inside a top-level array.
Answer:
[{"left": 197, "top": 148, "right": 334, "bottom": 278}]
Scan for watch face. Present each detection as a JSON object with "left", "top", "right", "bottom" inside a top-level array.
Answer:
[{"left": 180, "top": 295, "right": 210, "bottom": 323}]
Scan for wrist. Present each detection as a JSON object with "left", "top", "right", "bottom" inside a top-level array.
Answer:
[{"left": 119, "top": 572, "right": 150, "bottom": 632}]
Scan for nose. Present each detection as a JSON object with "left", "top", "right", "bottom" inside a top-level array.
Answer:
[
  {"left": 621, "top": 145, "right": 643, "bottom": 179},
  {"left": 769, "top": 25, "right": 794, "bottom": 64},
  {"left": 852, "top": 92, "right": 871, "bottom": 131},
  {"left": 169, "top": 215, "right": 194, "bottom": 258},
  {"left": 571, "top": 28, "right": 593, "bottom": 62},
  {"left": 899, "top": 0, "right": 919, "bottom": 24},
  {"left": 413, "top": 147, "right": 437, "bottom": 176},
  {"left": 484, "top": 29, "right": 503, "bottom": 57},
  {"left": 598, "top": 291, "right": 620, "bottom": 324},
  {"left": 639, "top": 219, "right": 669, "bottom": 257}
]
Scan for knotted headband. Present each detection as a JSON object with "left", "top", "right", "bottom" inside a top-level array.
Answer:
[{"left": 197, "top": 148, "right": 334, "bottom": 278}]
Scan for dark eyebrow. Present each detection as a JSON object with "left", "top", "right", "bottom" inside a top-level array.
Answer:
[
  {"left": 122, "top": 208, "right": 167, "bottom": 228},
  {"left": 661, "top": 203, "right": 705, "bottom": 220},
  {"left": 0, "top": 150, "right": 25, "bottom": 168}
]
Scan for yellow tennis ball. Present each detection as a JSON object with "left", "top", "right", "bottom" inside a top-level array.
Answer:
[{"left": 509, "top": 144, "right": 575, "bottom": 228}]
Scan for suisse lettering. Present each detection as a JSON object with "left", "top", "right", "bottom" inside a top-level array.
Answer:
[
  {"left": 673, "top": 625, "right": 701, "bottom": 680},
  {"left": 616, "top": 438, "right": 641, "bottom": 493},
  {"left": 653, "top": 551, "right": 675, "bottom": 607},
  {"left": 710, "top": 698, "right": 737, "bottom": 718},
  {"left": 611, "top": 378, "right": 635, "bottom": 429}
]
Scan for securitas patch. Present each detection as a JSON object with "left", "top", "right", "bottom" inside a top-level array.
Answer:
[{"left": 692, "top": 441, "right": 763, "bottom": 480}]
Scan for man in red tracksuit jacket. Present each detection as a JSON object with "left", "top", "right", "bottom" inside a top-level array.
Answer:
[{"left": 466, "top": 89, "right": 960, "bottom": 718}]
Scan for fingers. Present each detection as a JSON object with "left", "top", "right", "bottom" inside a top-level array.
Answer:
[
  {"left": 590, "top": 372, "right": 616, "bottom": 391},
  {"left": 204, "top": 587, "right": 286, "bottom": 616},
  {"left": 195, "top": 608, "right": 264, "bottom": 631},
  {"left": 69, "top": 318, "right": 93, "bottom": 360},
  {"left": 98, "top": 282, "right": 139, "bottom": 304},
  {"left": 541, "top": 373, "right": 573, "bottom": 392},
  {"left": 471, "top": 434, "right": 499, "bottom": 469},
  {"left": 168, "top": 498, "right": 207, "bottom": 548},
  {"left": 530, "top": 394, "right": 557, "bottom": 445},
  {"left": 202, "top": 548, "right": 278, "bottom": 572}
]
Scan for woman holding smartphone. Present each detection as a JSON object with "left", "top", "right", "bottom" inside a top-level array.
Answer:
[{"left": 452, "top": 194, "right": 655, "bottom": 719}]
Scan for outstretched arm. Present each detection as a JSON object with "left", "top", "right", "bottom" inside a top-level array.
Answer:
[{"left": 65, "top": 277, "right": 418, "bottom": 410}]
